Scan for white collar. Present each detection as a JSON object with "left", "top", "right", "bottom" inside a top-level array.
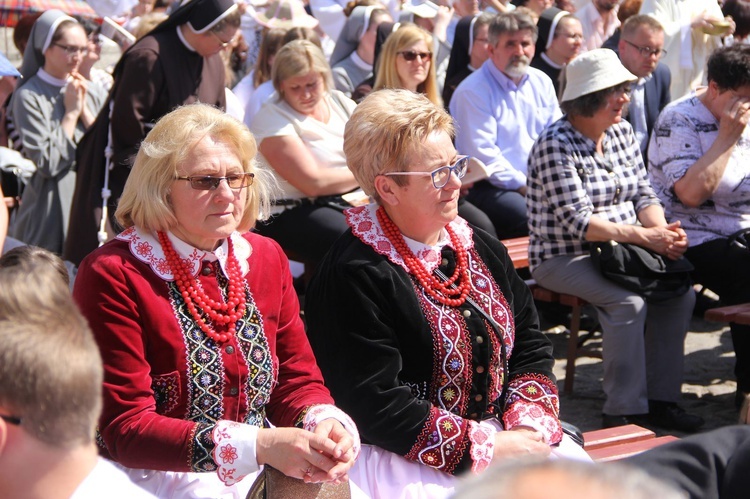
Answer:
[
  {"left": 344, "top": 204, "right": 474, "bottom": 273},
  {"left": 117, "top": 226, "right": 252, "bottom": 280},
  {"left": 540, "top": 52, "right": 564, "bottom": 70},
  {"left": 350, "top": 50, "right": 372, "bottom": 71},
  {"left": 37, "top": 68, "right": 69, "bottom": 86},
  {"left": 177, "top": 25, "right": 197, "bottom": 52}
]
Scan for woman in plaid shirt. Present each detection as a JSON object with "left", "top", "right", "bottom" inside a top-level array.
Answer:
[{"left": 526, "top": 49, "right": 702, "bottom": 432}]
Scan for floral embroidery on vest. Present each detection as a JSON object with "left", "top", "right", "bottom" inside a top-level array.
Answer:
[
  {"left": 151, "top": 371, "right": 181, "bottom": 415},
  {"left": 405, "top": 407, "right": 469, "bottom": 474}
]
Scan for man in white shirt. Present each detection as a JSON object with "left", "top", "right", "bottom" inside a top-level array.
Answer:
[
  {"left": 451, "top": 11, "right": 560, "bottom": 238},
  {"left": 0, "top": 256, "right": 155, "bottom": 499}
]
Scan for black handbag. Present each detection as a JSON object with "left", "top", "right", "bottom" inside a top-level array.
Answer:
[{"left": 589, "top": 240, "right": 694, "bottom": 302}]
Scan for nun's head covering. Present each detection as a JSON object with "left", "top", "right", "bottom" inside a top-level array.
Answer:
[
  {"left": 150, "top": 0, "right": 238, "bottom": 36},
  {"left": 444, "top": 15, "right": 476, "bottom": 86},
  {"left": 535, "top": 7, "right": 570, "bottom": 56},
  {"left": 330, "top": 6, "right": 384, "bottom": 67},
  {"left": 17, "top": 10, "right": 77, "bottom": 89}
]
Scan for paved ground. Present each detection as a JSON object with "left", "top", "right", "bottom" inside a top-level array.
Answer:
[{"left": 548, "top": 313, "right": 740, "bottom": 436}]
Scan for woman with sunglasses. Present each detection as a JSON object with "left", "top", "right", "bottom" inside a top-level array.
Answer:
[
  {"left": 305, "top": 89, "right": 588, "bottom": 497},
  {"left": 527, "top": 49, "right": 701, "bottom": 432},
  {"left": 74, "top": 104, "right": 360, "bottom": 498},
  {"left": 373, "top": 24, "right": 442, "bottom": 106},
  {"left": 8, "top": 10, "right": 106, "bottom": 254},
  {"left": 251, "top": 39, "right": 360, "bottom": 269}
]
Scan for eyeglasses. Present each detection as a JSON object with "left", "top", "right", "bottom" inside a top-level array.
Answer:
[
  {"left": 210, "top": 30, "right": 233, "bottom": 48},
  {"left": 398, "top": 50, "right": 432, "bottom": 62},
  {"left": 384, "top": 156, "right": 469, "bottom": 189},
  {"left": 175, "top": 173, "right": 254, "bottom": 190},
  {"left": 623, "top": 40, "right": 667, "bottom": 58},
  {"left": 53, "top": 43, "right": 88, "bottom": 57},
  {"left": 0, "top": 414, "right": 21, "bottom": 426}
]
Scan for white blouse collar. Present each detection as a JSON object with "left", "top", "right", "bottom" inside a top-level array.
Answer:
[
  {"left": 345, "top": 204, "right": 474, "bottom": 273},
  {"left": 117, "top": 226, "right": 252, "bottom": 281},
  {"left": 37, "top": 68, "right": 69, "bottom": 86}
]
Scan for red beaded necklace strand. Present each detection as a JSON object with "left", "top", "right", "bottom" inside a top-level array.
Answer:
[
  {"left": 158, "top": 231, "right": 246, "bottom": 343},
  {"left": 376, "top": 206, "right": 471, "bottom": 307}
]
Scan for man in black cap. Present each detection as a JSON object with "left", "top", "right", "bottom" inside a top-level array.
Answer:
[{"left": 64, "top": 0, "right": 241, "bottom": 265}]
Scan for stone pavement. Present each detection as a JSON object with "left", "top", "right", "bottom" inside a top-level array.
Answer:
[{"left": 549, "top": 315, "right": 740, "bottom": 436}]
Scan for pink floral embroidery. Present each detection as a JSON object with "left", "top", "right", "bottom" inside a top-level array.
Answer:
[
  {"left": 117, "top": 228, "right": 252, "bottom": 280},
  {"left": 218, "top": 444, "right": 239, "bottom": 464},
  {"left": 468, "top": 421, "right": 495, "bottom": 474},
  {"left": 345, "top": 204, "right": 474, "bottom": 273}
]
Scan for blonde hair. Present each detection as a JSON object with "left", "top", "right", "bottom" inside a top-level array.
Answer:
[
  {"left": 373, "top": 24, "right": 441, "bottom": 107},
  {"left": 344, "top": 89, "right": 453, "bottom": 202},
  {"left": 116, "top": 104, "right": 273, "bottom": 231},
  {"left": 253, "top": 27, "right": 288, "bottom": 88},
  {"left": 271, "top": 39, "right": 334, "bottom": 95},
  {"left": 0, "top": 253, "right": 102, "bottom": 449}
]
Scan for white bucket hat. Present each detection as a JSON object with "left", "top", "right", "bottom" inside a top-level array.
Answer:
[{"left": 561, "top": 48, "right": 637, "bottom": 103}]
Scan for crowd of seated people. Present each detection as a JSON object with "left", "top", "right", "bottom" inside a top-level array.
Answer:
[{"left": 2, "top": 0, "right": 750, "bottom": 497}]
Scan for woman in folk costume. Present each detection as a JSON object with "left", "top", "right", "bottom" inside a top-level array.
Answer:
[
  {"left": 64, "top": 0, "right": 240, "bottom": 265},
  {"left": 305, "top": 89, "right": 590, "bottom": 499},
  {"left": 74, "top": 104, "right": 360, "bottom": 499}
]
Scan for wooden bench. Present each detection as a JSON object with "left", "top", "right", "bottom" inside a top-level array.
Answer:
[
  {"left": 502, "top": 236, "right": 598, "bottom": 394},
  {"left": 582, "top": 424, "right": 679, "bottom": 461},
  {"left": 705, "top": 302, "right": 750, "bottom": 326}
]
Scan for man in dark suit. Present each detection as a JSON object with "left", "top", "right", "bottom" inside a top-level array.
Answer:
[{"left": 617, "top": 14, "right": 671, "bottom": 157}]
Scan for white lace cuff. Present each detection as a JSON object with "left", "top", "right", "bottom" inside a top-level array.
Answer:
[
  {"left": 468, "top": 420, "right": 496, "bottom": 474},
  {"left": 303, "top": 404, "right": 361, "bottom": 459},
  {"left": 212, "top": 420, "right": 260, "bottom": 486}
]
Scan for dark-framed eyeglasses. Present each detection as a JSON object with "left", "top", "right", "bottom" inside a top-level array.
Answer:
[
  {"left": 623, "top": 40, "right": 667, "bottom": 58},
  {"left": 0, "top": 414, "right": 21, "bottom": 426},
  {"left": 398, "top": 50, "right": 432, "bottom": 62},
  {"left": 383, "top": 156, "right": 469, "bottom": 189},
  {"left": 175, "top": 172, "right": 255, "bottom": 191},
  {"left": 53, "top": 43, "right": 88, "bottom": 57}
]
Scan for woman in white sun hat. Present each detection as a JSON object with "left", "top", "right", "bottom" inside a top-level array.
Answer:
[{"left": 526, "top": 48, "right": 703, "bottom": 433}]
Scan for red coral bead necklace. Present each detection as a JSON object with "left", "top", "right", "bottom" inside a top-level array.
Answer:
[
  {"left": 158, "top": 231, "right": 246, "bottom": 343},
  {"left": 376, "top": 206, "right": 471, "bottom": 307}
]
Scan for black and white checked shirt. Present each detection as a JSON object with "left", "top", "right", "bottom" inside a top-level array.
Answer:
[{"left": 526, "top": 118, "right": 661, "bottom": 270}]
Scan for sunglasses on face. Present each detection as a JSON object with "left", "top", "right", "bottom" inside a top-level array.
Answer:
[
  {"left": 398, "top": 50, "right": 432, "bottom": 62},
  {"left": 175, "top": 172, "right": 255, "bottom": 190},
  {"left": 384, "top": 156, "right": 469, "bottom": 189}
]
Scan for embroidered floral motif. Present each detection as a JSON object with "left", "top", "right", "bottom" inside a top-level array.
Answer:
[
  {"left": 118, "top": 227, "right": 252, "bottom": 280},
  {"left": 468, "top": 421, "right": 495, "bottom": 474},
  {"left": 151, "top": 371, "right": 181, "bottom": 415},
  {"left": 345, "top": 205, "right": 474, "bottom": 273},
  {"left": 405, "top": 407, "right": 468, "bottom": 474},
  {"left": 503, "top": 374, "right": 562, "bottom": 445},
  {"left": 218, "top": 443, "right": 239, "bottom": 464},
  {"left": 192, "top": 423, "right": 217, "bottom": 472},
  {"left": 167, "top": 271, "right": 274, "bottom": 471}
]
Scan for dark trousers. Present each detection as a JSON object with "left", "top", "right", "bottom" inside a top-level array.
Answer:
[
  {"left": 457, "top": 197, "right": 497, "bottom": 238},
  {"left": 686, "top": 237, "right": 750, "bottom": 392},
  {"left": 465, "top": 180, "right": 528, "bottom": 240},
  {"left": 255, "top": 203, "right": 349, "bottom": 266}
]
